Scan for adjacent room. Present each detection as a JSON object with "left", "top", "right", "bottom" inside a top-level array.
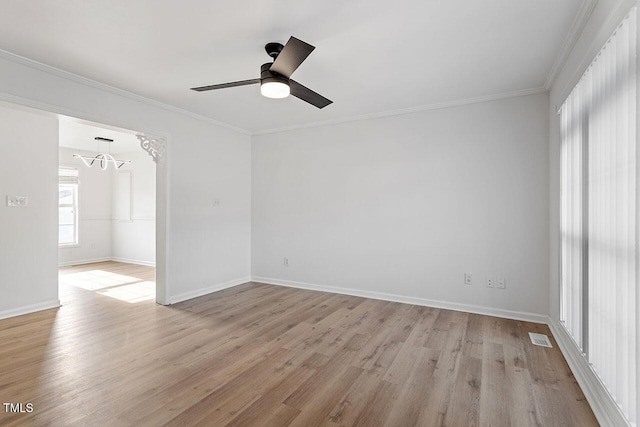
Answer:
[
  {"left": 0, "top": 0, "right": 638, "bottom": 426},
  {"left": 58, "top": 119, "right": 157, "bottom": 305}
]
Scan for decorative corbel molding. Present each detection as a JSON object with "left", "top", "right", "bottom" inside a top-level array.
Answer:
[{"left": 136, "top": 134, "right": 166, "bottom": 164}]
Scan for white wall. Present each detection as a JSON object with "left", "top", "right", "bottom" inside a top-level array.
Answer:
[
  {"left": 252, "top": 93, "right": 550, "bottom": 320},
  {"left": 58, "top": 146, "right": 113, "bottom": 266},
  {"left": 0, "top": 104, "right": 59, "bottom": 318},
  {"left": 111, "top": 149, "right": 156, "bottom": 266},
  {"left": 0, "top": 52, "right": 252, "bottom": 308}
]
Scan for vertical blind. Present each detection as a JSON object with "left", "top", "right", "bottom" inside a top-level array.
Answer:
[
  {"left": 560, "top": 8, "right": 637, "bottom": 424},
  {"left": 560, "top": 82, "right": 586, "bottom": 351}
]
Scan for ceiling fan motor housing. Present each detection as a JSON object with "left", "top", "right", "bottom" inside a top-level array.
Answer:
[{"left": 261, "top": 62, "right": 288, "bottom": 85}]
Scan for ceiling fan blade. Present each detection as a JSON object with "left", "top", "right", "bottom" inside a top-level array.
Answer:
[
  {"left": 289, "top": 80, "right": 332, "bottom": 109},
  {"left": 190, "top": 78, "right": 260, "bottom": 92},
  {"left": 269, "top": 37, "right": 315, "bottom": 78}
]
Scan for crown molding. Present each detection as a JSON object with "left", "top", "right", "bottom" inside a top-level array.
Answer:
[
  {"left": 0, "top": 49, "right": 251, "bottom": 135},
  {"left": 554, "top": 0, "right": 638, "bottom": 106},
  {"left": 251, "top": 86, "right": 548, "bottom": 136},
  {"left": 0, "top": 48, "right": 549, "bottom": 138},
  {"left": 544, "top": 0, "right": 599, "bottom": 90}
]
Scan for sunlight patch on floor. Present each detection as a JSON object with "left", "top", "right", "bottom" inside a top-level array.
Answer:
[
  {"left": 59, "top": 270, "right": 141, "bottom": 291},
  {"left": 96, "top": 281, "right": 155, "bottom": 303}
]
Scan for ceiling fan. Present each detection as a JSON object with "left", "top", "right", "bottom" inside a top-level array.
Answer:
[{"left": 190, "top": 36, "right": 332, "bottom": 109}]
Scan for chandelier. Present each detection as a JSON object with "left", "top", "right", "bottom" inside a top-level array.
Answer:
[{"left": 73, "top": 137, "right": 132, "bottom": 170}]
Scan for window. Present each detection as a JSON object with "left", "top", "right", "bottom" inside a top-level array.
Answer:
[
  {"left": 560, "top": 8, "right": 637, "bottom": 424},
  {"left": 59, "top": 167, "right": 79, "bottom": 246}
]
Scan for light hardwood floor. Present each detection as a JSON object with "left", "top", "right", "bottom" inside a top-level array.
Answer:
[{"left": 0, "top": 262, "right": 596, "bottom": 426}]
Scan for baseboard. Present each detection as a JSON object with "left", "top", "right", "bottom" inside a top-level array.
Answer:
[
  {"left": 110, "top": 257, "right": 156, "bottom": 267},
  {"left": 0, "top": 299, "right": 61, "bottom": 321},
  {"left": 58, "top": 257, "right": 156, "bottom": 267},
  {"left": 58, "top": 257, "right": 111, "bottom": 267},
  {"left": 251, "top": 276, "right": 548, "bottom": 324},
  {"left": 548, "top": 318, "right": 630, "bottom": 427},
  {"left": 169, "top": 276, "right": 251, "bottom": 304}
]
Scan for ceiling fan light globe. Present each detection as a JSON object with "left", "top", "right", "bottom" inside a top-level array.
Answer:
[{"left": 261, "top": 81, "right": 290, "bottom": 99}]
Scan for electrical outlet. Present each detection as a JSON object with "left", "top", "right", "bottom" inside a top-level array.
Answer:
[
  {"left": 283, "top": 257, "right": 289, "bottom": 267},
  {"left": 498, "top": 277, "right": 506, "bottom": 289},
  {"left": 213, "top": 198, "right": 220, "bottom": 207},
  {"left": 486, "top": 277, "right": 495, "bottom": 288},
  {"left": 6, "top": 195, "right": 28, "bottom": 207},
  {"left": 464, "top": 273, "right": 473, "bottom": 285}
]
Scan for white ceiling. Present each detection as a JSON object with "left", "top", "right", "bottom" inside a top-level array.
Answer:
[
  {"left": 0, "top": 0, "right": 583, "bottom": 133},
  {"left": 59, "top": 118, "right": 140, "bottom": 155}
]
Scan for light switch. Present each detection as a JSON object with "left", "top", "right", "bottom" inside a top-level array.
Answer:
[{"left": 6, "top": 195, "right": 28, "bottom": 207}]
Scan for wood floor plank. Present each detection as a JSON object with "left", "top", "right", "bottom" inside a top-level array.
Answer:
[
  {"left": 224, "top": 362, "right": 317, "bottom": 427},
  {"left": 479, "top": 342, "right": 511, "bottom": 426},
  {"left": 444, "top": 355, "right": 482, "bottom": 426},
  {"left": 328, "top": 370, "right": 388, "bottom": 426},
  {"left": 0, "top": 262, "right": 598, "bottom": 426},
  {"left": 284, "top": 364, "right": 363, "bottom": 427},
  {"left": 382, "top": 347, "right": 440, "bottom": 427},
  {"left": 350, "top": 379, "right": 400, "bottom": 427}
]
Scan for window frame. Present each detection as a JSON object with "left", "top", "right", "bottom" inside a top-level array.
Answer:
[{"left": 58, "top": 167, "right": 79, "bottom": 248}]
